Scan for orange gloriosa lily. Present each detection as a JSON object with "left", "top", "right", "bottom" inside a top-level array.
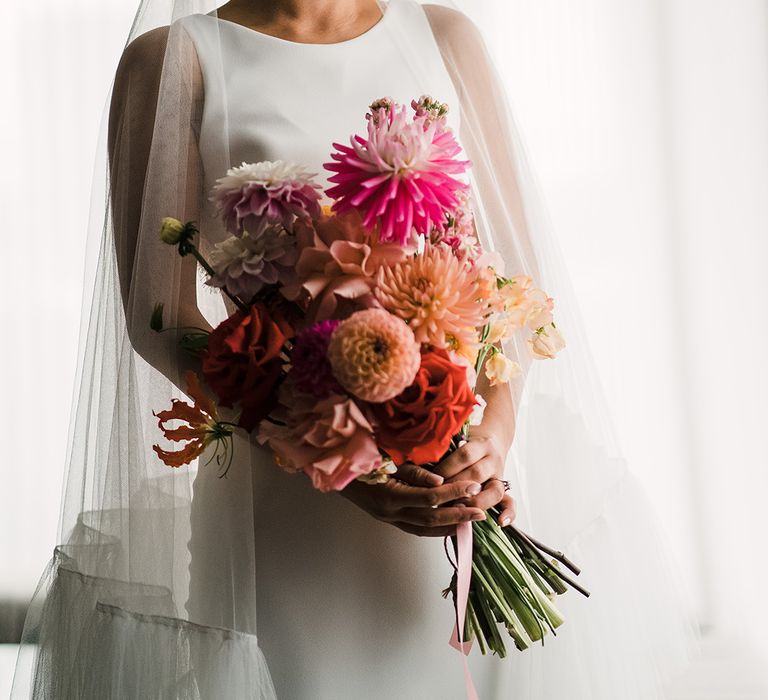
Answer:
[{"left": 153, "top": 370, "right": 234, "bottom": 473}]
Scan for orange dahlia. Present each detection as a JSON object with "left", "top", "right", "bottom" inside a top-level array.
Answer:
[
  {"left": 374, "top": 245, "right": 485, "bottom": 349},
  {"left": 327, "top": 308, "right": 421, "bottom": 403}
]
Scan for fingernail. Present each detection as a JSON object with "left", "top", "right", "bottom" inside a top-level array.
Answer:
[
  {"left": 500, "top": 516, "right": 511, "bottom": 527},
  {"left": 467, "top": 483, "right": 481, "bottom": 496},
  {"left": 429, "top": 474, "right": 444, "bottom": 486},
  {"left": 471, "top": 511, "right": 486, "bottom": 521}
]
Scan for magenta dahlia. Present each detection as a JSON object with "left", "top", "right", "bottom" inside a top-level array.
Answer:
[
  {"left": 289, "top": 320, "right": 343, "bottom": 398},
  {"left": 324, "top": 101, "right": 470, "bottom": 246}
]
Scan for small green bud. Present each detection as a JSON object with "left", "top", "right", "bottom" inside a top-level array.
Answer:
[{"left": 159, "top": 217, "right": 186, "bottom": 244}]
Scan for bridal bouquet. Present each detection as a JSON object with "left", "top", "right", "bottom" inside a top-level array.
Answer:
[{"left": 150, "top": 96, "right": 587, "bottom": 657}]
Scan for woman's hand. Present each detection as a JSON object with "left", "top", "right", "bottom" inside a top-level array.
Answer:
[
  {"left": 433, "top": 435, "right": 517, "bottom": 527},
  {"left": 340, "top": 463, "right": 487, "bottom": 537}
]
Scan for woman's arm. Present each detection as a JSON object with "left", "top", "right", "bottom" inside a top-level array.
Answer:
[
  {"left": 108, "top": 24, "right": 212, "bottom": 388},
  {"left": 421, "top": 4, "right": 541, "bottom": 525}
]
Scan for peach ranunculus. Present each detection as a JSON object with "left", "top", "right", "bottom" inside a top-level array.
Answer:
[
  {"left": 280, "top": 210, "right": 411, "bottom": 325},
  {"left": 497, "top": 276, "right": 554, "bottom": 329},
  {"left": 528, "top": 322, "right": 566, "bottom": 359},
  {"left": 327, "top": 309, "right": 421, "bottom": 403},
  {"left": 484, "top": 351, "right": 523, "bottom": 386},
  {"left": 257, "top": 383, "right": 382, "bottom": 492}
]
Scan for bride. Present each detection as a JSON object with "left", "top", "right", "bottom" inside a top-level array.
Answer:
[{"left": 11, "top": 1, "right": 695, "bottom": 698}]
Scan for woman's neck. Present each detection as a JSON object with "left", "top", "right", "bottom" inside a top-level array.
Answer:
[{"left": 215, "top": 0, "right": 383, "bottom": 44}]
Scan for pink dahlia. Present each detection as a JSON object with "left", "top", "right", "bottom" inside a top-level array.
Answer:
[
  {"left": 289, "top": 320, "right": 343, "bottom": 398},
  {"left": 280, "top": 211, "right": 411, "bottom": 325},
  {"left": 324, "top": 101, "right": 469, "bottom": 246},
  {"left": 374, "top": 244, "right": 485, "bottom": 350},
  {"left": 257, "top": 383, "right": 382, "bottom": 492},
  {"left": 206, "top": 227, "right": 298, "bottom": 301},
  {"left": 210, "top": 160, "right": 322, "bottom": 237},
  {"left": 327, "top": 308, "right": 421, "bottom": 403}
]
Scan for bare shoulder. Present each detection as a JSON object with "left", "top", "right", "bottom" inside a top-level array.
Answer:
[
  {"left": 118, "top": 26, "right": 172, "bottom": 80},
  {"left": 114, "top": 22, "right": 202, "bottom": 99}
]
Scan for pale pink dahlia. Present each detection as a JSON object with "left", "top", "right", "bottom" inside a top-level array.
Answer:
[
  {"left": 324, "top": 101, "right": 469, "bottom": 246},
  {"left": 289, "top": 320, "right": 343, "bottom": 398},
  {"left": 210, "top": 160, "right": 322, "bottom": 237},
  {"left": 374, "top": 244, "right": 485, "bottom": 349},
  {"left": 327, "top": 308, "right": 421, "bottom": 403},
  {"left": 206, "top": 227, "right": 298, "bottom": 300}
]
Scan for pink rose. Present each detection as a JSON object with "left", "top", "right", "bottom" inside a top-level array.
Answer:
[{"left": 257, "top": 384, "right": 381, "bottom": 492}]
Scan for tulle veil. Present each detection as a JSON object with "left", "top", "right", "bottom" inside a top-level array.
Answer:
[{"left": 11, "top": 0, "right": 697, "bottom": 697}]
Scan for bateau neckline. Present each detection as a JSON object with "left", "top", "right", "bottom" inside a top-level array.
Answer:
[{"left": 205, "top": 2, "right": 393, "bottom": 48}]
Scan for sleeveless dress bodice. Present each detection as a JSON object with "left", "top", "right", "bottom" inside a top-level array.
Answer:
[
  {"left": 185, "top": 1, "right": 458, "bottom": 220},
  {"left": 178, "top": 4, "right": 501, "bottom": 698}
]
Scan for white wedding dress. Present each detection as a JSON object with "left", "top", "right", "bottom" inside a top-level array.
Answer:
[{"left": 180, "top": 3, "right": 502, "bottom": 698}]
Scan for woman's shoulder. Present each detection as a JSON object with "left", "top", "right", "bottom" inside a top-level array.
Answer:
[
  {"left": 421, "top": 3, "right": 483, "bottom": 46},
  {"left": 115, "top": 21, "right": 202, "bottom": 98},
  {"left": 119, "top": 26, "right": 171, "bottom": 79}
]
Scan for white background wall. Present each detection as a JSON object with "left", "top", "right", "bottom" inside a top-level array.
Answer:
[{"left": 1, "top": 0, "right": 767, "bottom": 693}]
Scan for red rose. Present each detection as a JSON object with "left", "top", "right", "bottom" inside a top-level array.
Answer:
[
  {"left": 202, "top": 303, "right": 293, "bottom": 431},
  {"left": 370, "top": 348, "right": 477, "bottom": 465}
]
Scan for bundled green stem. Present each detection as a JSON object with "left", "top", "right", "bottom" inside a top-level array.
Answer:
[{"left": 445, "top": 511, "right": 589, "bottom": 657}]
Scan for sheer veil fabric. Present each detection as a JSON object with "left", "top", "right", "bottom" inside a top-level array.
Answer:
[{"left": 11, "top": 1, "right": 696, "bottom": 698}]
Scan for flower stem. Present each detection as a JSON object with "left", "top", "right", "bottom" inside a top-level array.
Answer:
[{"left": 185, "top": 245, "right": 249, "bottom": 313}]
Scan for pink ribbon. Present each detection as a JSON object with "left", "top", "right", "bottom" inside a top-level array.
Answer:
[{"left": 449, "top": 520, "right": 479, "bottom": 700}]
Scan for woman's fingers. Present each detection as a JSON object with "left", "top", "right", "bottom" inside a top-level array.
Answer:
[
  {"left": 496, "top": 493, "right": 517, "bottom": 527},
  {"left": 445, "top": 456, "right": 500, "bottom": 487},
  {"left": 433, "top": 440, "right": 488, "bottom": 479},
  {"left": 383, "top": 478, "right": 482, "bottom": 510},
  {"left": 460, "top": 478, "right": 505, "bottom": 511},
  {"left": 397, "top": 504, "right": 486, "bottom": 529},
  {"left": 395, "top": 462, "right": 444, "bottom": 488}
]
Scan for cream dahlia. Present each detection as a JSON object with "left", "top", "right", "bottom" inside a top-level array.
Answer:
[
  {"left": 327, "top": 308, "right": 421, "bottom": 403},
  {"left": 324, "top": 100, "right": 469, "bottom": 246},
  {"left": 206, "top": 228, "right": 298, "bottom": 300},
  {"left": 375, "top": 244, "right": 485, "bottom": 349},
  {"left": 210, "top": 160, "right": 322, "bottom": 237}
]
